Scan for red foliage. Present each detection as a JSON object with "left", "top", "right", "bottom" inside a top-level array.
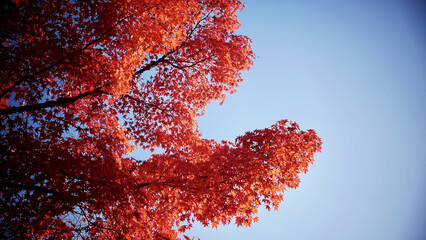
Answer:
[{"left": 0, "top": 0, "right": 321, "bottom": 239}]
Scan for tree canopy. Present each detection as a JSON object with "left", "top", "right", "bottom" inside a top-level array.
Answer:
[{"left": 0, "top": 0, "right": 322, "bottom": 239}]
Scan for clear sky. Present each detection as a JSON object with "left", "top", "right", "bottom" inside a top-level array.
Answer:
[{"left": 186, "top": 0, "right": 426, "bottom": 239}]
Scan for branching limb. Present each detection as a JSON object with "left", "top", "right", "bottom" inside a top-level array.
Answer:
[
  {"left": 0, "top": 85, "right": 106, "bottom": 116},
  {"left": 0, "top": 180, "right": 59, "bottom": 195}
]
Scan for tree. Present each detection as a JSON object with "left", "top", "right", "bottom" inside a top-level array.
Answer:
[{"left": 0, "top": 0, "right": 322, "bottom": 239}]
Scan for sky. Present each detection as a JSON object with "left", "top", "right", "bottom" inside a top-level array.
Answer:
[{"left": 186, "top": 0, "right": 426, "bottom": 239}]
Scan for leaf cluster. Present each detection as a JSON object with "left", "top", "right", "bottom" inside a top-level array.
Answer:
[{"left": 0, "top": 0, "right": 321, "bottom": 239}]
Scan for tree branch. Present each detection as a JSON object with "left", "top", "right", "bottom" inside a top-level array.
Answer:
[
  {"left": 0, "top": 86, "right": 106, "bottom": 116},
  {"left": 76, "top": 205, "right": 120, "bottom": 234},
  {"left": 0, "top": 181, "right": 59, "bottom": 195},
  {"left": 132, "top": 11, "right": 213, "bottom": 76},
  {"left": 123, "top": 94, "right": 171, "bottom": 113},
  {"left": 138, "top": 182, "right": 151, "bottom": 188},
  {"left": 133, "top": 51, "right": 175, "bottom": 76}
]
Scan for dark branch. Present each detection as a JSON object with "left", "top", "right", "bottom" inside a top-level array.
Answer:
[
  {"left": 164, "top": 54, "right": 214, "bottom": 70},
  {"left": 0, "top": 86, "right": 106, "bottom": 116},
  {"left": 76, "top": 205, "right": 119, "bottom": 234},
  {"left": 132, "top": 11, "right": 213, "bottom": 76},
  {"left": 134, "top": 51, "right": 175, "bottom": 76},
  {"left": 0, "top": 181, "right": 59, "bottom": 195},
  {"left": 123, "top": 94, "right": 170, "bottom": 113},
  {"left": 138, "top": 182, "right": 151, "bottom": 188}
]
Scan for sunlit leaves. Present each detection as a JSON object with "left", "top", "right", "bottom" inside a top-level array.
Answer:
[{"left": 0, "top": 0, "right": 321, "bottom": 239}]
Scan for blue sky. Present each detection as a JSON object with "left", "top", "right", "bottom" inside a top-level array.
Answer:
[{"left": 187, "top": 0, "right": 426, "bottom": 239}]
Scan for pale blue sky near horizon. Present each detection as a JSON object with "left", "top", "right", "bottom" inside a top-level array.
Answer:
[{"left": 185, "top": 0, "right": 426, "bottom": 239}]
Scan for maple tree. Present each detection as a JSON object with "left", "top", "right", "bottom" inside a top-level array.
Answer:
[{"left": 0, "top": 0, "right": 322, "bottom": 239}]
